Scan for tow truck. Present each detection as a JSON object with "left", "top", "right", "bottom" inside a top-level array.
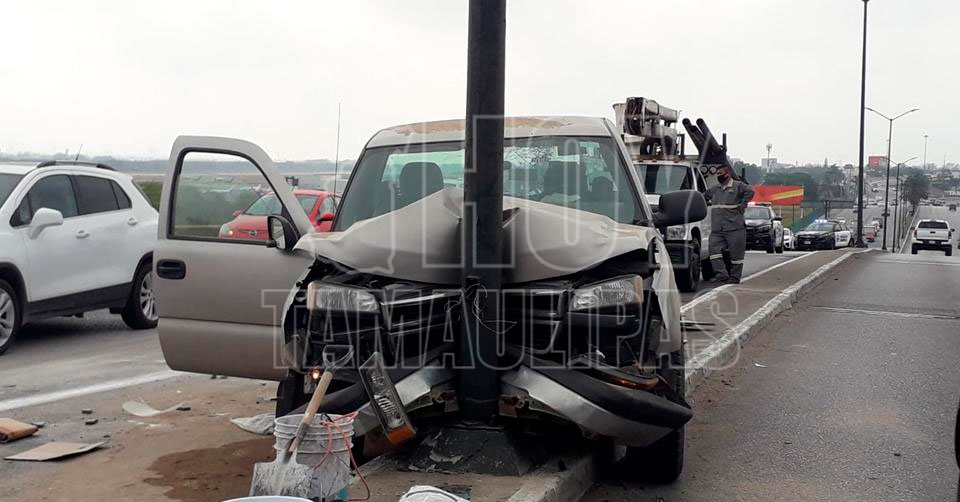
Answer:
[{"left": 613, "top": 97, "right": 735, "bottom": 291}]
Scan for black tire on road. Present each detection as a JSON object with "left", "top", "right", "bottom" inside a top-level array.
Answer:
[
  {"left": 622, "top": 349, "right": 686, "bottom": 484},
  {"left": 911, "top": 245, "right": 918, "bottom": 255},
  {"left": 121, "top": 261, "right": 159, "bottom": 329},
  {"left": 0, "top": 279, "right": 22, "bottom": 356},
  {"left": 676, "top": 242, "right": 701, "bottom": 293},
  {"left": 946, "top": 247, "right": 952, "bottom": 257},
  {"left": 275, "top": 372, "right": 308, "bottom": 417}
]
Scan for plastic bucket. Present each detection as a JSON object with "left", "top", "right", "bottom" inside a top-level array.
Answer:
[{"left": 272, "top": 414, "right": 355, "bottom": 501}]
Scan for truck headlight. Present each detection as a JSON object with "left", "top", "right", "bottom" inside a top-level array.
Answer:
[
  {"left": 306, "top": 282, "right": 379, "bottom": 313},
  {"left": 665, "top": 224, "right": 687, "bottom": 240},
  {"left": 571, "top": 276, "right": 643, "bottom": 311},
  {"left": 755, "top": 224, "right": 771, "bottom": 232}
]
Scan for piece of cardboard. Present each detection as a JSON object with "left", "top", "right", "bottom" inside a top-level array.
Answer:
[
  {"left": 4, "top": 441, "right": 106, "bottom": 461},
  {"left": 0, "top": 418, "right": 39, "bottom": 443}
]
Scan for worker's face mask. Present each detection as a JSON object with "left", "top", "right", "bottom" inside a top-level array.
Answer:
[{"left": 717, "top": 171, "right": 730, "bottom": 183}]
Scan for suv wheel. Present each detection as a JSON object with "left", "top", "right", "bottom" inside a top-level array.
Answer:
[
  {"left": 122, "top": 261, "right": 159, "bottom": 329},
  {"left": 622, "top": 349, "right": 685, "bottom": 483},
  {"left": 0, "top": 279, "right": 22, "bottom": 356}
]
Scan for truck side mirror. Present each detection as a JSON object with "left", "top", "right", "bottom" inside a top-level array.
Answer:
[
  {"left": 653, "top": 190, "right": 707, "bottom": 228},
  {"left": 266, "top": 215, "right": 298, "bottom": 251}
]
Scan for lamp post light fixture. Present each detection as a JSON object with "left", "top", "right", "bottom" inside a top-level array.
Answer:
[{"left": 866, "top": 107, "right": 919, "bottom": 251}]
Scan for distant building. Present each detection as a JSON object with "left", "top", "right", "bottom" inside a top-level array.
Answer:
[{"left": 761, "top": 157, "right": 778, "bottom": 170}]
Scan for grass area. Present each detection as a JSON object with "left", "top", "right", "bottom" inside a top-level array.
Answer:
[{"left": 138, "top": 181, "right": 162, "bottom": 209}]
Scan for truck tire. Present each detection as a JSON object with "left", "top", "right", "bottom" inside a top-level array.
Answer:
[
  {"left": 700, "top": 257, "right": 715, "bottom": 281},
  {"left": 0, "top": 279, "right": 22, "bottom": 356},
  {"left": 911, "top": 245, "right": 918, "bottom": 255},
  {"left": 275, "top": 372, "right": 308, "bottom": 417},
  {"left": 946, "top": 247, "right": 952, "bottom": 257},
  {"left": 622, "top": 349, "right": 685, "bottom": 484},
  {"left": 675, "top": 242, "right": 701, "bottom": 293}
]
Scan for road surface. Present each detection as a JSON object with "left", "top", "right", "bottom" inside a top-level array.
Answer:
[{"left": 587, "top": 248, "right": 960, "bottom": 501}]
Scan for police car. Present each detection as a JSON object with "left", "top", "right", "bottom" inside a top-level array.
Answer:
[{"left": 795, "top": 219, "right": 853, "bottom": 250}]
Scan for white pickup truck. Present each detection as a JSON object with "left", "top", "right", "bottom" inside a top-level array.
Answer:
[{"left": 911, "top": 219, "right": 954, "bottom": 256}]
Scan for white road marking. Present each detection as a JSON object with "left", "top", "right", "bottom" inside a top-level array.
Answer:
[
  {"left": 875, "top": 259, "right": 960, "bottom": 267},
  {"left": 682, "top": 251, "right": 818, "bottom": 313},
  {"left": 0, "top": 370, "right": 180, "bottom": 412},
  {"left": 811, "top": 306, "right": 960, "bottom": 320}
]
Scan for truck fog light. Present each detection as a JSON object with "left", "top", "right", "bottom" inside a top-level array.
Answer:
[{"left": 359, "top": 352, "right": 416, "bottom": 445}]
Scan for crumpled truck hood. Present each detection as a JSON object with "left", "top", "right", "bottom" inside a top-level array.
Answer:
[
  {"left": 297, "top": 187, "right": 656, "bottom": 284},
  {"left": 295, "top": 187, "right": 681, "bottom": 354}
]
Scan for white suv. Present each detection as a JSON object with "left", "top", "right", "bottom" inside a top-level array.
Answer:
[{"left": 0, "top": 161, "right": 158, "bottom": 354}]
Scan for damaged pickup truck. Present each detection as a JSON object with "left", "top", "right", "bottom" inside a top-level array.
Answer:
[{"left": 155, "top": 116, "right": 706, "bottom": 482}]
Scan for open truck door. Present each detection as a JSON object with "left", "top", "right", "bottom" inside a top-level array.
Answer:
[{"left": 155, "top": 136, "right": 315, "bottom": 380}]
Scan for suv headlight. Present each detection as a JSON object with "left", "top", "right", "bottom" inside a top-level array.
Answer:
[
  {"left": 307, "top": 282, "right": 379, "bottom": 313},
  {"left": 571, "top": 276, "right": 643, "bottom": 311},
  {"left": 755, "top": 224, "right": 771, "bottom": 232},
  {"left": 665, "top": 224, "right": 687, "bottom": 240}
]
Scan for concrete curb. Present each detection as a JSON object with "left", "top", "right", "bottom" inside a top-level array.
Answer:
[
  {"left": 684, "top": 250, "right": 871, "bottom": 395},
  {"left": 505, "top": 447, "right": 622, "bottom": 502}
]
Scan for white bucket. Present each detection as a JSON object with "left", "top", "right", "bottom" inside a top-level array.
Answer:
[{"left": 272, "top": 414, "right": 355, "bottom": 501}]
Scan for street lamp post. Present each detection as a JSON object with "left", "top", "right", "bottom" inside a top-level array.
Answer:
[
  {"left": 866, "top": 107, "right": 918, "bottom": 251},
  {"left": 922, "top": 134, "right": 928, "bottom": 171},
  {"left": 854, "top": 0, "right": 869, "bottom": 247},
  {"left": 884, "top": 156, "right": 916, "bottom": 252}
]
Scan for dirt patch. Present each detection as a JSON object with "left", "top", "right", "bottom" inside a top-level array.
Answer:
[{"left": 144, "top": 438, "right": 274, "bottom": 502}]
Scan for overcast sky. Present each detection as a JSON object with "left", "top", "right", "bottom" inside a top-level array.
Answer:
[{"left": 1, "top": 0, "right": 956, "bottom": 166}]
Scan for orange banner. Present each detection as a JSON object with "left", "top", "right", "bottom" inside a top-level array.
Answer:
[{"left": 752, "top": 185, "right": 804, "bottom": 205}]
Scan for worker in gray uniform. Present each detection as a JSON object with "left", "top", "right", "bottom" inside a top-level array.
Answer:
[{"left": 704, "top": 164, "right": 755, "bottom": 283}]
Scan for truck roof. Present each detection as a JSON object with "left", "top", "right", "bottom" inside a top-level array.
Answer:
[{"left": 366, "top": 116, "right": 614, "bottom": 148}]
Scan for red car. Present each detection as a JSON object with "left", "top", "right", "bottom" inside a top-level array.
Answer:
[{"left": 219, "top": 189, "right": 337, "bottom": 241}]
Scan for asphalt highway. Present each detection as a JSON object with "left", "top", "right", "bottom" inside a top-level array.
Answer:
[{"left": 588, "top": 247, "right": 960, "bottom": 501}]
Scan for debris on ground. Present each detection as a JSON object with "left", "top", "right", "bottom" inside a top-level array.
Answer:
[
  {"left": 399, "top": 485, "right": 471, "bottom": 502},
  {"left": 81, "top": 408, "right": 94, "bottom": 415},
  {"left": 0, "top": 418, "right": 39, "bottom": 443},
  {"left": 753, "top": 363, "right": 767, "bottom": 368},
  {"left": 30, "top": 421, "right": 46, "bottom": 429},
  {"left": 85, "top": 418, "right": 99, "bottom": 426},
  {"left": 230, "top": 412, "right": 276, "bottom": 435},
  {"left": 4, "top": 441, "right": 107, "bottom": 461},
  {"left": 176, "top": 405, "right": 192, "bottom": 412},
  {"left": 122, "top": 400, "right": 187, "bottom": 418}
]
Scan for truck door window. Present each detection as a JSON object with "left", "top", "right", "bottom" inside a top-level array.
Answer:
[{"left": 170, "top": 152, "right": 293, "bottom": 243}]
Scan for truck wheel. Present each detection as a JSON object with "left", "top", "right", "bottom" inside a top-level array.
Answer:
[
  {"left": 700, "top": 257, "right": 715, "bottom": 281},
  {"left": 275, "top": 372, "right": 308, "bottom": 417},
  {"left": 946, "top": 247, "right": 952, "bottom": 257},
  {"left": 675, "top": 243, "right": 701, "bottom": 293},
  {"left": 911, "top": 245, "right": 918, "bottom": 255},
  {"left": 0, "top": 279, "right": 22, "bottom": 356},
  {"left": 622, "top": 350, "right": 685, "bottom": 484}
]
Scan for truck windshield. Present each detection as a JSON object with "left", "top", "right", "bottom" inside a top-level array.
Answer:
[
  {"left": 918, "top": 221, "right": 948, "bottom": 229},
  {"left": 335, "top": 136, "right": 638, "bottom": 230},
  {"left": 0, "top": 174, "right": 23, "bottom": 207},
  {"left": 633, "top": 164, "right": 692, "bottom": 194}
]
